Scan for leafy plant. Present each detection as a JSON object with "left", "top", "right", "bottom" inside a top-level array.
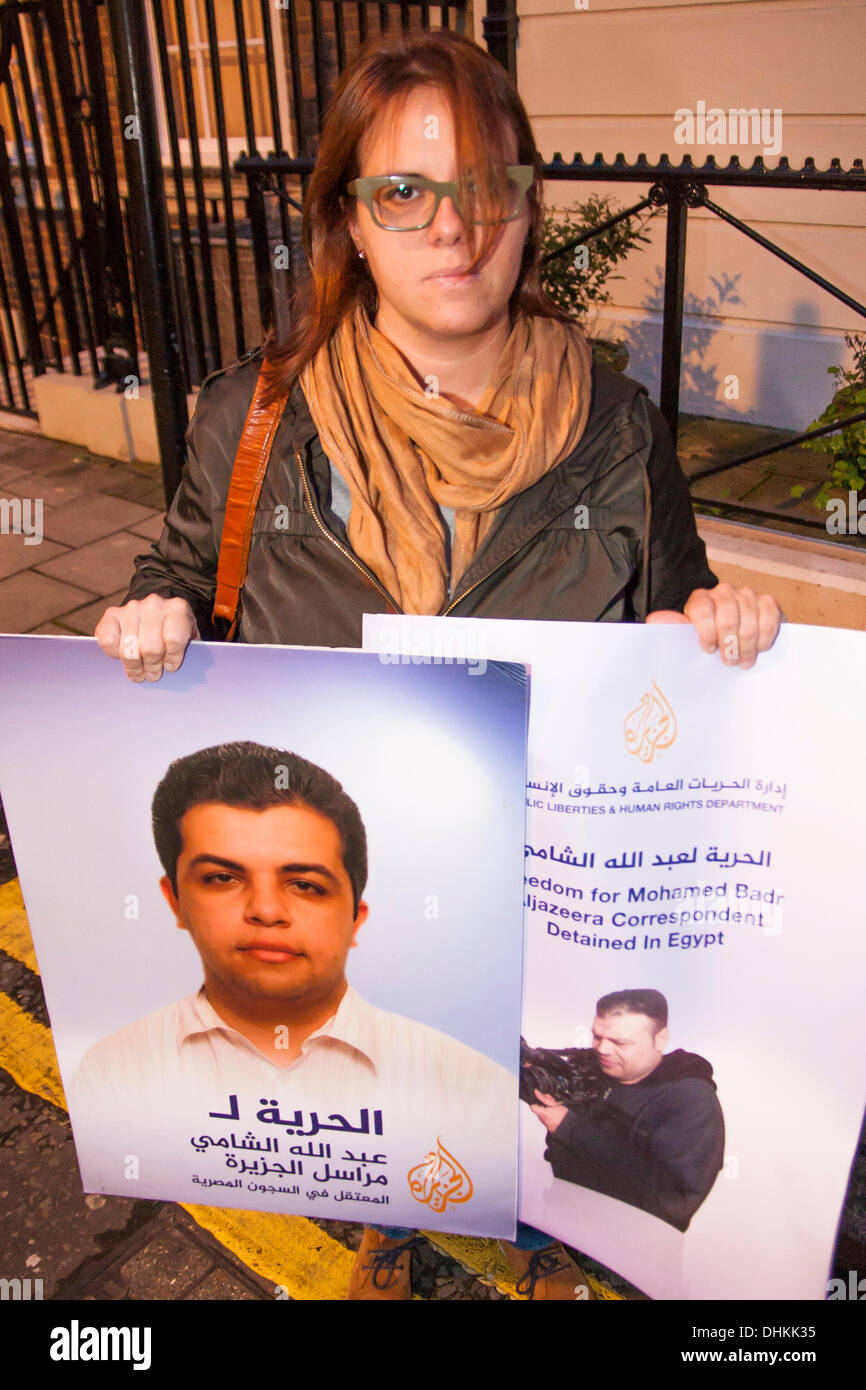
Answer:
[
  {"left": 539, "top": 195, "right": 656, "bottom": 330},
  {"left": 792, "top": 333, "right": 866, "bottom": 509}
]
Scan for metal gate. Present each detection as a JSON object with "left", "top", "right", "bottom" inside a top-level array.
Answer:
[
  {"left": 0, "top": 0, "right": 137, "bottom": 415},
  {"left": 107, "top": 0, "right": 472, "bottom": 496},
  {"left": 0, "top": 0, "right": 472, "bottom": 454},
  {"left": 134, "top": 0, "right": 470, "bottom": 386}
]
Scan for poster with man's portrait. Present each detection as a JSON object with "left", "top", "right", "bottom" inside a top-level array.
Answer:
[
  {"left": 366, "top": 613, "right": 866, "bottom": 1300},
  {"left": 0, "top": 635, "right": 528, "bottom": 1237}
]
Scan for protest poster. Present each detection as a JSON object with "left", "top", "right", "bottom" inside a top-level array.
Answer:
[
  {"left": 364, "top": 613, "right": 866, "bottom": 1300},
  {"left": 0, "top": 635, "right": 527, "bottom": 1237}
]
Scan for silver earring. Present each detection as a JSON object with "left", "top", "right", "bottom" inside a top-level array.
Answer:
[{"left": 358, "top": 250, "right": 366, "bottom": 260}]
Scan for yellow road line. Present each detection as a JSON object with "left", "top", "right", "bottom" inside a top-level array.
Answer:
[
  {"left": 0, "top": 989, "right": 66, "bottom": 1109},
  {"left": 588, "top": 1275, "right": 623, "bottom": 1300},
  {"left": 424, "top": 1231, "right": 622, "bottom": 1300},
  {"left": 423, "top": 1231, "right": 526, "bottom": 1298},
  {"left": 0, "top": 879, "right": 38, "bottom": 973},
  {"left": 181, "top": 1205, "right": 358, "bottom": 1301}
]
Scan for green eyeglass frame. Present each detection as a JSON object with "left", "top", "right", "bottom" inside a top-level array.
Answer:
[{"left": 345, "top": 165, "right": 534, "bottom": 230}]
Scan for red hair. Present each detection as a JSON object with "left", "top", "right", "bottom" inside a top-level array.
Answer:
[{"left": 260, "top": 29, "right": 571, "bottom": 404}]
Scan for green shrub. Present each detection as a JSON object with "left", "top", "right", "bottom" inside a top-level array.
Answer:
[
  {"left": 539, "top": 194, "right": 656, "bottom": 326},
  {"left": 792, "top": 333, "right": 866, "bottom": 509}
]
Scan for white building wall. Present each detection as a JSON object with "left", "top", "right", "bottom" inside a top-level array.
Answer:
[{"left": 475, "top": 0, "right": 866, "bottom": 428}]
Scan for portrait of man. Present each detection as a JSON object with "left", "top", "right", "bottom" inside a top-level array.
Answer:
[
  {"left": 529, "top": 988, "right": 724, "bottom": 1231},
  {"left": 68, "top": 741, "right": 515, "bottom": 1213}
]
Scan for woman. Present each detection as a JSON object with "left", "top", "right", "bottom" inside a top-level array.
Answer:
[{"left": 96, "top": 30, "right": 781, "bottom": 1297}]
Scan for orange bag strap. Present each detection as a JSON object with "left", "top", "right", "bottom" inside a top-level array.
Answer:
[{"left": 212, "top": 360, "right": 291, "bottom": 639}]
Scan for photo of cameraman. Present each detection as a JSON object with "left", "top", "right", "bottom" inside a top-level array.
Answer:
[{"left": 527, "top": 988, "right": 725, "bottom": 1231}]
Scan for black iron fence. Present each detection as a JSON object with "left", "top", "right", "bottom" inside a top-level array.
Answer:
[
  {"left": 232, "top": 146, "right": 866, "bottom": 535},
  {"left": 0, "top": 0, "right": 137, "bottom": 416},
  {"left": 0, "top": 0, "right": 467, "bottom": 427},
  {"left": 107, "top": 0, "right": 469, "bottom": 490},
  {"left": 140, "top": 0, "right": 469, "bottom": 381},
  {"left": 122, "top": 0, "right": 866, "bottom": 520},
  {"left": 1, "top": 0, "right": 864, "bottom": 545},
  {"left": 538, "top": 153, "right": 866, "bottom": 533}
]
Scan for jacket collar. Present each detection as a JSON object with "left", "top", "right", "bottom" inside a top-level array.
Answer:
[
  {"left": 288, "top": 363, "right": 650, "bottom": 613},
  {"left": 446, "top": 364, "right": 649, "bottom": 606}
]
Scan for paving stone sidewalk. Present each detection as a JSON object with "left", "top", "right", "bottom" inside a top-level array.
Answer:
[{"left": 0, "top": 431, "right": 165, "bottom": 637}]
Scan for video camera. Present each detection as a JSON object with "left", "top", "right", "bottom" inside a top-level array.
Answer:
[{"left": 518, "top": 1037, "right": 607, "bottom": 1110}]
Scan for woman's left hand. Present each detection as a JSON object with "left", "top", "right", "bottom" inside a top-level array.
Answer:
[{"left": 646, "top": 583, "right": 783, "bottom": 670}]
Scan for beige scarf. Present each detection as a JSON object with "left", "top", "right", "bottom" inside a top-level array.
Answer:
[{"left": 299, "top": 301, "right": 592, "bottom": 614}]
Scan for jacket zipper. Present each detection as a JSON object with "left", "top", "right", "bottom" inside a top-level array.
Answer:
[
  {"left": 297, "top": 445, "right": 543, "bottom": 620},
  {"left": 295, "top": 448, "right": 402, "bottom": 613},
  {"left": 442, "top": 540, "right": 528, "bottom": 617}
]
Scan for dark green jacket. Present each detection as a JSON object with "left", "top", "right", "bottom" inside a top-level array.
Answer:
[
  {"left": 545, "top": 1048, "right": 725, "bottom": 1231},
  {"left": 125, "top": 351, "right": 717, "bottom": 643}
]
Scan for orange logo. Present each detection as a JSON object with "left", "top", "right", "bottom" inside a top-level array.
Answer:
[
  {"left": 407, "top": 1139, "right": 474, "bottom": 1213},
  {"left": 624, "top": 679, "right": 677, "bottom": 763}
]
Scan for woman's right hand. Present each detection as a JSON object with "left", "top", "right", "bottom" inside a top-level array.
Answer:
[{"left": 94, "top": 595, "right": 199, "bottom": 682}]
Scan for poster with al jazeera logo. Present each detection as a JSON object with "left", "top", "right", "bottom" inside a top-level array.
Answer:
[
  {"left": 0, "top": 636, "right": 527, "bottom": 1237},
  {"left": 364, "top": 614, "right": 866, "bottom": 1301}
]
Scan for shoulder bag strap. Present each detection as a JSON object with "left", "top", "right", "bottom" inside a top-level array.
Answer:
[{"left": 212, "top": 360, "right": 292, "bottom": 639}]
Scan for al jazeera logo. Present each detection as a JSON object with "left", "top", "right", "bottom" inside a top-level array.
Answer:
[
  {"left": 407, "top": 1139, "right": 473, "bottom": 1213},
  {"left": 624, "top": 679, "right": 677, "bottom": 763}
]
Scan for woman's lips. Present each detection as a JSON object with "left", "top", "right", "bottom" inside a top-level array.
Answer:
[{"left": 427, "top": 269, "right": 479, "bottom": 285}]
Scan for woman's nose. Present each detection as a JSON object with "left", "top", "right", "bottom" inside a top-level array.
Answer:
[{"left": 429, "top": 194, "right": 465, "bottom": 237}]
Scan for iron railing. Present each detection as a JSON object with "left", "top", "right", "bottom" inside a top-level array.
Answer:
[
  {"left": 108, "top": 0, "right": 467, "bottom": 494},
  {"left": 0, "top": 0, "right": 137, "bottom": 416},
  {"left": 130, "top": 0, "right": 468, "bottom": 386},
  {"left": 2, "top": 0, "right": 864, "bottom": 541},
  {"left": 235, "top": 148, "right": 866, "bottom": 535},
  {"left": 536, "top": 153, "right": 866, "bottom": 534}
]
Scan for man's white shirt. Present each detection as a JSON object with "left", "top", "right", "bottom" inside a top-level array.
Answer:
[{"left": 67, "top": 985, "right": 518, "bottom": 1232}]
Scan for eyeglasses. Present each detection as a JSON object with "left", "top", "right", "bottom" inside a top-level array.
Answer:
[{"left": 346, "top": 165, "right": 534, "bottom": 231}]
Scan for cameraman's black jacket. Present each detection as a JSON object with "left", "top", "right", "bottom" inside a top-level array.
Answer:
[
  {"left": 544, "top": 1049, "right": 724, "bottom": 1231},
  {"left": 124, "top": 351, "right": 717, "bottom": 642}
]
